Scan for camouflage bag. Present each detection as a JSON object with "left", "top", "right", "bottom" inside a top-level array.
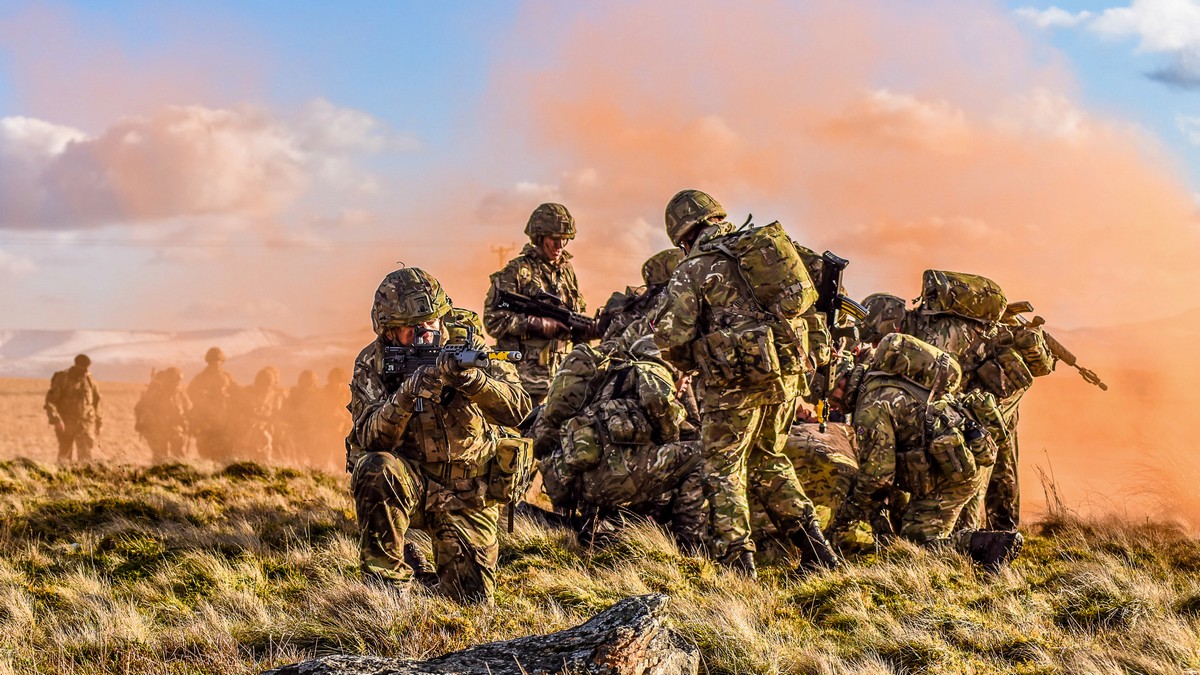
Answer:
[
  {"left": 956, "top": 389, "right": 1005, "bottom": 468},
  {"left": 926, "top": 429, "right": 977, "bottom": 483},
  {"left": 695, "top": 325, "right": 782, "bottom": 386},
  {"left": 487, "top": 435, "right": 534, "bottom": 503},
  {"left": 595, "top": 398, "right": 654, "bottom": 445},
  {"left": 538, "top": 452, "right": 576, "bottom": 506},
  {"left": 897, "top": 449, "right": 934, "bottom": 498},
  {"left": 975, "top": 347, "right": 1033, "bottom": 399},
  {"left": 561, "top": 415, "right": 603, "bottom": 471},
  {"left": 872, "top": 333, "right": 962, "bottom": 394},
  {"left": 920, "top": 270, "right": 1007, "bottom": 324},
  {"left": 543, "top": 344, "right": 610, "bottom": 428},
  {"left": 698, "top": 221, "right": 819, "bottom": 319}
]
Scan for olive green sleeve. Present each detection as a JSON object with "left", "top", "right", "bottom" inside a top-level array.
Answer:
[
  {"left": 483, "top": 265, "right": 536, "bottom": 341},
  {"left": 459, "top": 359, "right": 533, "bottom": 428},
  {"left": 348, "top": 353, "right": 413, "bottom": 453}
]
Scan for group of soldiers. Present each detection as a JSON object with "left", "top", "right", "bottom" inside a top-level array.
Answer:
[
  {"left": 43, "top": 348, "right": 350, "bottom": 467},
  {"left": 345, "top": 190, "right": 1102, "bottom": 604}
]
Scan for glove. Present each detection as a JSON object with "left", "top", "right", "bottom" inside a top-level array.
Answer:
[
  {"left": 438, "top": 349, "right": 485, "bottom": 389},
  {"left": 529, "top": 316, "right": 569, "bottom": 339},
  {"left": 392, "top": 366, "right": 442, "bottom": 412}
]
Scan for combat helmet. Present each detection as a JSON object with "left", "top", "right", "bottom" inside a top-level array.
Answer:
[
  {"left": 204, "top": 347, "right": 225, "bottom": 365},
  {"left": 371, "top": 267, "right": 452, "bottom": 335},
  {"left": 524, "top": 203, "right": 576, "bottom": 243},
  {"left": 641, "top": 248, "right": 685, "bottom": 286},
  {"left": 665, "top": 189, "right": 726, "bottom": 247},
  {"left": 859, "top": 293, "right": 908, "bottom": 345}
]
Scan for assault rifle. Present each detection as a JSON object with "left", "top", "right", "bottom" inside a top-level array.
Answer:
[
  {"left": 1003, "top": 301, "right": 1107, "bottom": 391},
  {"left": 814, "top": 251, "right": 869, "bottom": 432},
  {"left": 495, "top": 289, "right": 599, "bottom": 342},
  {"left": 382, "top": 333, "right": 522, "bottom": 411}
]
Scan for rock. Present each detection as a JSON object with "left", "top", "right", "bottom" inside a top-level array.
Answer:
[{"left": 265, "top": 594, "right": 697, "bottom": 675}]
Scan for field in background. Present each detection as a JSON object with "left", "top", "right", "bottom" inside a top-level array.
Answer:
[{"left": 0, "top": 461, "right": 1194, "bottom": 674}]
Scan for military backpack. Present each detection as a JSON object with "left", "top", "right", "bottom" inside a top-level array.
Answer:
[
  {"left": 871, "top": 333, "right": 963, "bottom": 395},
  {"left": 695, "top": 221, "right": 819, "bottom": 320},
  {"left": 919, "top": 270, "right": 1007, "bottom": 324}
]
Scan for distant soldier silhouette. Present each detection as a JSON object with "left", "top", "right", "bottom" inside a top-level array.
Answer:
[
  {"left": 44, "top": 354, "right": 102, "bottom": 463},
  {"left": 135, "top": 367, "right": 191, "bottom": 463},
  {"left": 187, "top": 347, "right": 238, "bottom": 462}
]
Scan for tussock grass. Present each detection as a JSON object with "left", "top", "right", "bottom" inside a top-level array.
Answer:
[{"left": 0, "top": 461, "right": 1194, "bottom": 674}]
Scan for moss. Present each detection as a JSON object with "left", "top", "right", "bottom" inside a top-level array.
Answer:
[
  {"left": 139, "top": 463, "right": 204, "bottom": 486},
  {"left": 169, "top": 557, "right": 219, "bottom": 601},
  {"left": 96, "top": 533, "right": 172, "bottom": 581},
  {"left": 23, "top": 498, "right": 167, "bottom": 541},
  {"left": 1054, "top": 585, "right": 1151, "bottom": 631},
  {"left": 220, "top": 462, "right": 271, "bottom": 481}
]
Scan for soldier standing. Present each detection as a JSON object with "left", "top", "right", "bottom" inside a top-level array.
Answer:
[
  {"left": 596, "top": 248, "right": 685, "bottom": 345},
  {"left": 44, "top": 354, "right": 102, "bottom": 463},
  {"left": 484, "top": 203, "right": 588, "bottom": 406},
  {"left": 649, "top": 189, "right": 839, "bottom": 576},
  {"left": 188, "top": 347, "right": 238, "bottom": 462},
  {"left": 349, "top": 267, "right": 532, "bottom": 603},
  {"left": 134, "top": 367, "right": 191, "bottom": 463},
  {"left": 231, "top": 366, "right": 285, "bottom": 462}
]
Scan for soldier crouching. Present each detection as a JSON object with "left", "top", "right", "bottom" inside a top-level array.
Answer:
[{"left": 347, "top": 267, "right": 532, "bottom": 604}]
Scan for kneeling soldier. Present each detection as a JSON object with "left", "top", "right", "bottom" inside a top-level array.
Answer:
[{"left": 348, "top": 267, "right": 532, "bottom": 603}]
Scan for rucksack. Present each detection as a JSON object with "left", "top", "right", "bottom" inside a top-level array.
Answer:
[
  {"left": 696, "top": 221, "right": 818, "bottom": 319},
  {"left": 919, "top": 270, "right": 1007, "bottom": 324},
  {"left": 541, "top": 344, "right": 610, "bottom": 429},
  {"left": 871, "top": 333, "right": 962, "bottom": 394}
]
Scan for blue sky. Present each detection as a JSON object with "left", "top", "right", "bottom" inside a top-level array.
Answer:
[{"left": 1, "top": 0, "right": 1198, "bottom": 335}]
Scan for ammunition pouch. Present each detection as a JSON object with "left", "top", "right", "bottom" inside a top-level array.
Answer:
[
  {"left": 1013, "top": 329, "right": 1054, "bottom": 377},
  {"left": 975, "top": 347, "right": 1033, "bottom": 399},
  {"left": 487, "top": 435, "right": 534, "bottom": 504},
  {"left": 694, "top": 325, "right": 781, "bottom": 386},
  {"left": 962, "top": 420, "right": 997, "bottom": 468},
  {"left": 897, "top": 449, "right": 933, "bottom": 498},
  {"left": 596, "top": 399, "right": 654, "bottom": 445},
  {"left": 561, "top": 415, "right": 603, "bottom": 471},
  {"left": 927, "top": 429, "right": 977, "bottom": 483}
]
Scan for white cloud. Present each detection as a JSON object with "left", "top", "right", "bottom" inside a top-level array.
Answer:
[
  {"left": 1015, "top": 6, "right": 1094, "bottom": 28},
  {"left": 1090, "top": 0, "right": 1200, "bottom": 53},
  {"left": 992, "top": 89, "right": 1091, "bottom": 141},
  {"left": 0, "top": 100, "right": 416, "bottom": 230},
  {"left": 1176, "top": 113, "right": 1200, "bottom": 143}
]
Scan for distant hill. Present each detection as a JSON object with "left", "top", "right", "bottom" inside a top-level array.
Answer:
[{"left": 0, "top": 328, "right": 370, "bottom": 384}]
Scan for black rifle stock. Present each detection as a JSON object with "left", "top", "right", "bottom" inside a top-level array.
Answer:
[
  {"left": 495, "top": 289, "right": 598, "bottom": 342},
  {"left": 814, "top": 251, "right": 869, "bottom": 432}
]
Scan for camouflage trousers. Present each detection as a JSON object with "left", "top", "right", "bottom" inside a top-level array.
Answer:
[
  {"left": 958, "top": 407, "right": 1020, "bottom": 532},
  {"left": 899, "top": 463, "right": 989, "bottom": 544},
  {"left": 351, "top": 451, "right": 499, "bottom": 604},
  {"left": 701, "top": 401, "right": 817, "bottom": 563},
  {"left": 145, "top": 430, "right": 188, "bottom": 463},
  {"left": 54, "top": 423, "right": 95, "bottom": 463}
]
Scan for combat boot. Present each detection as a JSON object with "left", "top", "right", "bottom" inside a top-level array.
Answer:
[
  {"left": 790, "top": 515, "right": 843, "bottom": 572},
  {"left": 403, "top": 543, "right": 439, "bottom": 588},
  {"left": 728, "top": 550, "right": 757, "bottom": 579},
  {"left": 967, "top": 530, "right": 1024, "bottom": 571}
]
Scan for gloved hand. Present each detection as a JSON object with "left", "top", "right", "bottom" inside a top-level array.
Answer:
[
  {"left": 438, "top": 348, "right": 485, "bottom": 389},
  {"left": 392, "top": 366, "right": 442, "bottom": 412},
  {"left": 529, "top": 316, "right": 569, "bottom": 339}
]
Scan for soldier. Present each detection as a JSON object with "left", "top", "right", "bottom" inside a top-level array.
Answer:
[
  {"left": 484, "top": 203, "right": 588, "bottom": 406},
  {"left": 134, "top": 367, "right": 191, "bottom": 463},
  {"left": 596, "top": 248, "right": 685, "bottom": 345},
  {"left": 231, "top": 366, "right": 285, "bottom": 462},
  {"left": 349, "top": 267, "right": 532, "bottom": 603},
  {"left": 44, "top": 354, "right": 102, "bottom": 463},
  {"left": 535, "top": 337, "right": 706, "bottom": 551},
  {"left": 280, "top": 370, "right": 325, "bottom": 465},
  {"left": 858, "top": 293, "right": 908, "bottom": 348},
  {"left": 649, "top": 189, "right": 839, "bottom": 576},
  {"left": 827, "top": 334, "right": 1022, "bottom": 568},
  {"left": 188, "top": 347, "right": 238, "bottom": 462},
  {"left": 901, "top": 272, "right": 1053, "bottom": 532}
]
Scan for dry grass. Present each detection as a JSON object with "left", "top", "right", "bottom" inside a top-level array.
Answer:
[
  {"left": 0, "top": 461, "right": 1192, "bottom": 674},
  {"left": 0, "top": 379, "right": 1197, "bottom": 674}
]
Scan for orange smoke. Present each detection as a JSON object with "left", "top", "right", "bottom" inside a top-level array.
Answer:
[{"left": 460, "top": 0, "right": 1200, "bottom": 526}]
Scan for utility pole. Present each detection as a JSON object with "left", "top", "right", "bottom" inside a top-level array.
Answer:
[{"left": 491, "top": 243, "right": 516, "bottom": 268}]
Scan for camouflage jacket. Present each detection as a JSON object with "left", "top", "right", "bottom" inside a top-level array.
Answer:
[
  {"left": 484, "top": 243, "right": 585, "bottom": 363},
  {"left": 134, "top": 383, "right": 190, "bottom": 437},
  {"left": 349, "top": 312, "right": 532, "bottom": 508},
  {"left": 45, "top": 367, "right": 101, "bottom": 426},
  {"left": 187, "top": 366, "right": 237, "bottom": 428},
  {"left": 650, "top": 223, "right": 806, "bottom": 410}
]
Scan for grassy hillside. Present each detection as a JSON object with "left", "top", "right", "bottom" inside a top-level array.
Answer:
[{"left": 0, "top": 461, "right": 1195, "bottom": 675}]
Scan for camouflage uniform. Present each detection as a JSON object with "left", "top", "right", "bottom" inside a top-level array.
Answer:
[
  {"left": 187, "top": 348, "right": 238, "bottom": 462},
  {"left": 597, "top": 248, "right": 685, "bottom": 346},
  {"left": 231, "top": 367, "right": 285, "bottom": 462},
  {"left": 484, "top": 203, "right": 586, "bottom": 406},
  {"left": 134, "top": 367, "right": 191, "bottom": 463},
  {"left": 537, "top": 340, "right": 706, "bottom": 549},
  {"left": 44, "top": 356, "right": 101, "bottom": 463},
  {"left": 650, "top": 189, "right": 837, "bottom": 572},
  {"left": 281, "top": 370, "right": 329, "bottom": 465},
  {"left": 858, "top": 293, "right": 908, "bottom": 347},
  {"left": 350, "top": 268, "right": 532, "bottom": 604}
]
